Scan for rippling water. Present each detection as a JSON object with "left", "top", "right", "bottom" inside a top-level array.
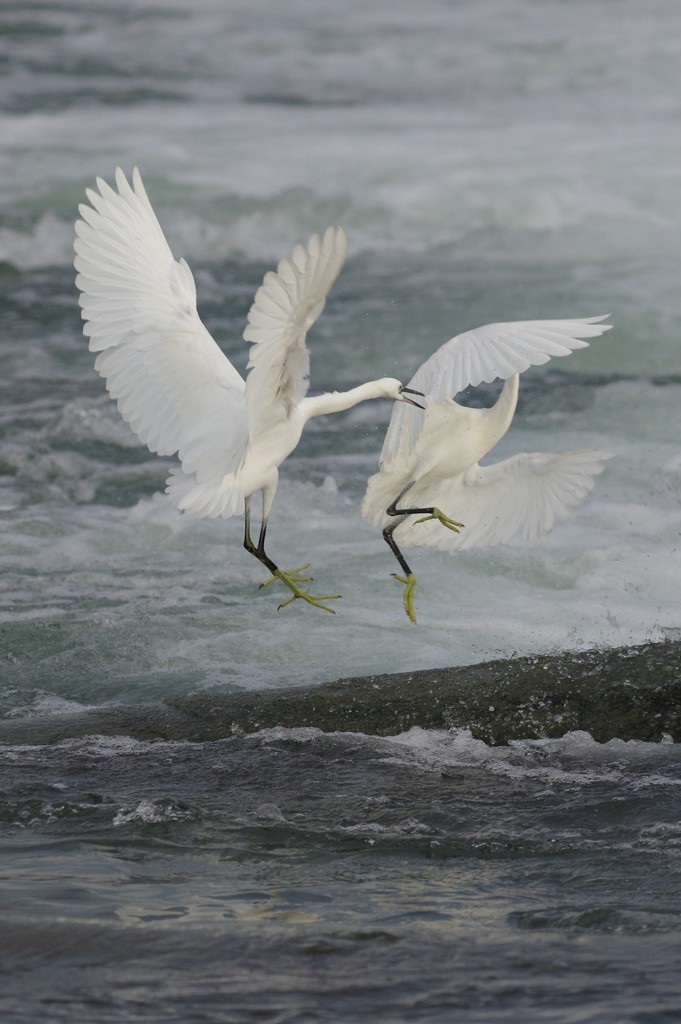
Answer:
[
  {"left": 2, "top": 0, "right": 681, "bottom": 1020},
  {"left": 3, "top": 728, "right": 681, "bottom": 1023}
]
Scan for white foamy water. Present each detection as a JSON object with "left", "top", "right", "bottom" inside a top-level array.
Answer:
[{"left": 1, "top": 0, "right": 681, "bottom": 711}]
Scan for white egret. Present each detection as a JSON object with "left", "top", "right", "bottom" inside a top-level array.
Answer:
[
  {"left": 74, "top": 168, "right": 422, "bottom": 613},
  {"left": 362, "top": 318, "right": 613, "bottom": 622}
]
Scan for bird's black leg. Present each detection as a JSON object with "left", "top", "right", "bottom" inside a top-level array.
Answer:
[
  {"left": 382, "top": 483, "right": 463, "bottom": 624},
  {"left": 382, "top": 513, "right": 418, "bottom": 624},
  {"left": 243, "top": 502, "right": 278, "bottom": 576},
  {"left": 386, "top": 482, "right": 464, "bottom": 534},
  {"left": 382, "top": 518, "right": 414, "bottom": 578},
  {"left": 242, "top": 501, "right": 339, "bottom": 614},
  {"left": 243, "top": 501, "right": 306, "bottom": 580}
]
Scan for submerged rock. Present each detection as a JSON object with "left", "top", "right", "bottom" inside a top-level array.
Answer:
[{"left": 1, "top": 640, "right": 679, "bottom": 747}]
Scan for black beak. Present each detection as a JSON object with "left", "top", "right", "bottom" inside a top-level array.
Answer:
[{"left": 399, "top": 386, "right": 425, "bottom": 410}]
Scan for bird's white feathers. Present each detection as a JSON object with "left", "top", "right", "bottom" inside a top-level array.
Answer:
[
  {"left": 164, "top": 466, "right": 245, "bottom": 519},
  {"left": 364, "top": 448, "right": 612, "bottom": 551},
  {"left": 74, "top": 168, "right": 349, "bottom": 522},
  {"left": 243, "top": 226, "right": 348, "bottom": 440},
  {"left": 381, "top": 317, "right": 611, "bottom": 465},
  {"left": 363, "top": 316, "right": 613, "bottom": 555},
  {"left": 74, "top": 167, "right": 249, "bottom": 488}
]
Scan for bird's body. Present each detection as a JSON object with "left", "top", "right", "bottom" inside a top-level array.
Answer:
[
  {"left": 75, "top": 168, "right": 417, "bottom": 611},
  {"left": 167, "top": 378, "right": 405, "bottom": 522},
  {"left": 362, "top": 318, "right": 613, "bottom": 620}
]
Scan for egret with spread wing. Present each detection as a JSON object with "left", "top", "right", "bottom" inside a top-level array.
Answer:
[
  {"left": 362, "top": 318, "right": 613, "bottom": 622},
  {"left": 74, "top": 168, "right": 422, "bottom": 613}
]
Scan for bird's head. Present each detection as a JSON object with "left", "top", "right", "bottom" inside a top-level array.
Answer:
[
  {"left": 372, "top": 378, "right": 425, "bottom": 407},
  {"left": 398, "top": 382, "right": 425, "bottom": 408}
]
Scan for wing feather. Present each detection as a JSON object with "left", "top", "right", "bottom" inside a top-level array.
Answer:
[
  {"left": 243, "top": 226, "right": 348, "bottom": 439},
  {"left": 393, "top": 449, "right": 613, "bottom": 552},
  {"left": 381, "top": 317, "right": 611, "bottom": 465},
  {"left": 74, "top": 167, "right": 248, "bottom": 485}
]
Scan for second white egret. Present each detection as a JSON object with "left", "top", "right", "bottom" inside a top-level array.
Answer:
[{"left": 362, "top": 318, "right": 613, "bottom": 622}]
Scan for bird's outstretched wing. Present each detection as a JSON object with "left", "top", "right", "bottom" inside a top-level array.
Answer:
[
  {"left": 381, "top": 317, "right": 611, "bottom": 464},
  {"left": 395, "top": 449, "right": 613, "bottom": 552},
  {"left": 243, "top": 226, "right": 348, "bottom": 440},
  {"left": 74, "top": 167, "right": 248, "bottom": 485}
]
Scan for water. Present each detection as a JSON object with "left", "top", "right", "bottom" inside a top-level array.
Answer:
[
  {"left": 2, "top": 729, "right": 681, "bottom": 1022},
  {"left": 2, "top": 0, "right": 681, "bottom": 1019}
]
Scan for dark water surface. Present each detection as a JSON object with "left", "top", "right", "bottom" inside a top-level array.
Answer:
[{"left": 3, "top": 664, "right": 681, "bottom": 1023}]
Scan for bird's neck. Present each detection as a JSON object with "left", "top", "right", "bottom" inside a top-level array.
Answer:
[
  {"left": 483, "top": 373, "right": 519, "bottom": 449},
  {"left": 301, "top": 381, "right": 388, "bottom": 421}
]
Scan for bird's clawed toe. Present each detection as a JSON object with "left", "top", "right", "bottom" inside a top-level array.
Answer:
[
  {"left": 263, "top": 565, "right": 340, "bottom": 614},
  {"left": 415, "top": 507, "right": 464, "bottom": 534},
  {"left": 277, "top": 592, "right": 340, "bottom": 614},
  {"left": 259, "top": 563, "right": 312, "bottom": 589},
  {"left": 391, "top": 571, "right": 418, "bottom": 623}
]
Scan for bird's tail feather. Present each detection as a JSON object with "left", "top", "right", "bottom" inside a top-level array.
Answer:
[
  {"left": 165, "top": 468, "right": 245, "bottom": 519},
  {"left": 361, "top": 468, "right": 406, "bottom": 528}
]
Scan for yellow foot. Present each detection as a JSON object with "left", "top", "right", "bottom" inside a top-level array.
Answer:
[
  {"left": 415, "top": 507, "right": 464, "bottom": 534},
  {"left": 392, "top": 572, "right": 418, "bottom": 624},
  {"left": 259, "top": 564, "right": 312, "bottom": 589},
  {"left": 260, "top": 565, "right": 340, "bottom": 614}
]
